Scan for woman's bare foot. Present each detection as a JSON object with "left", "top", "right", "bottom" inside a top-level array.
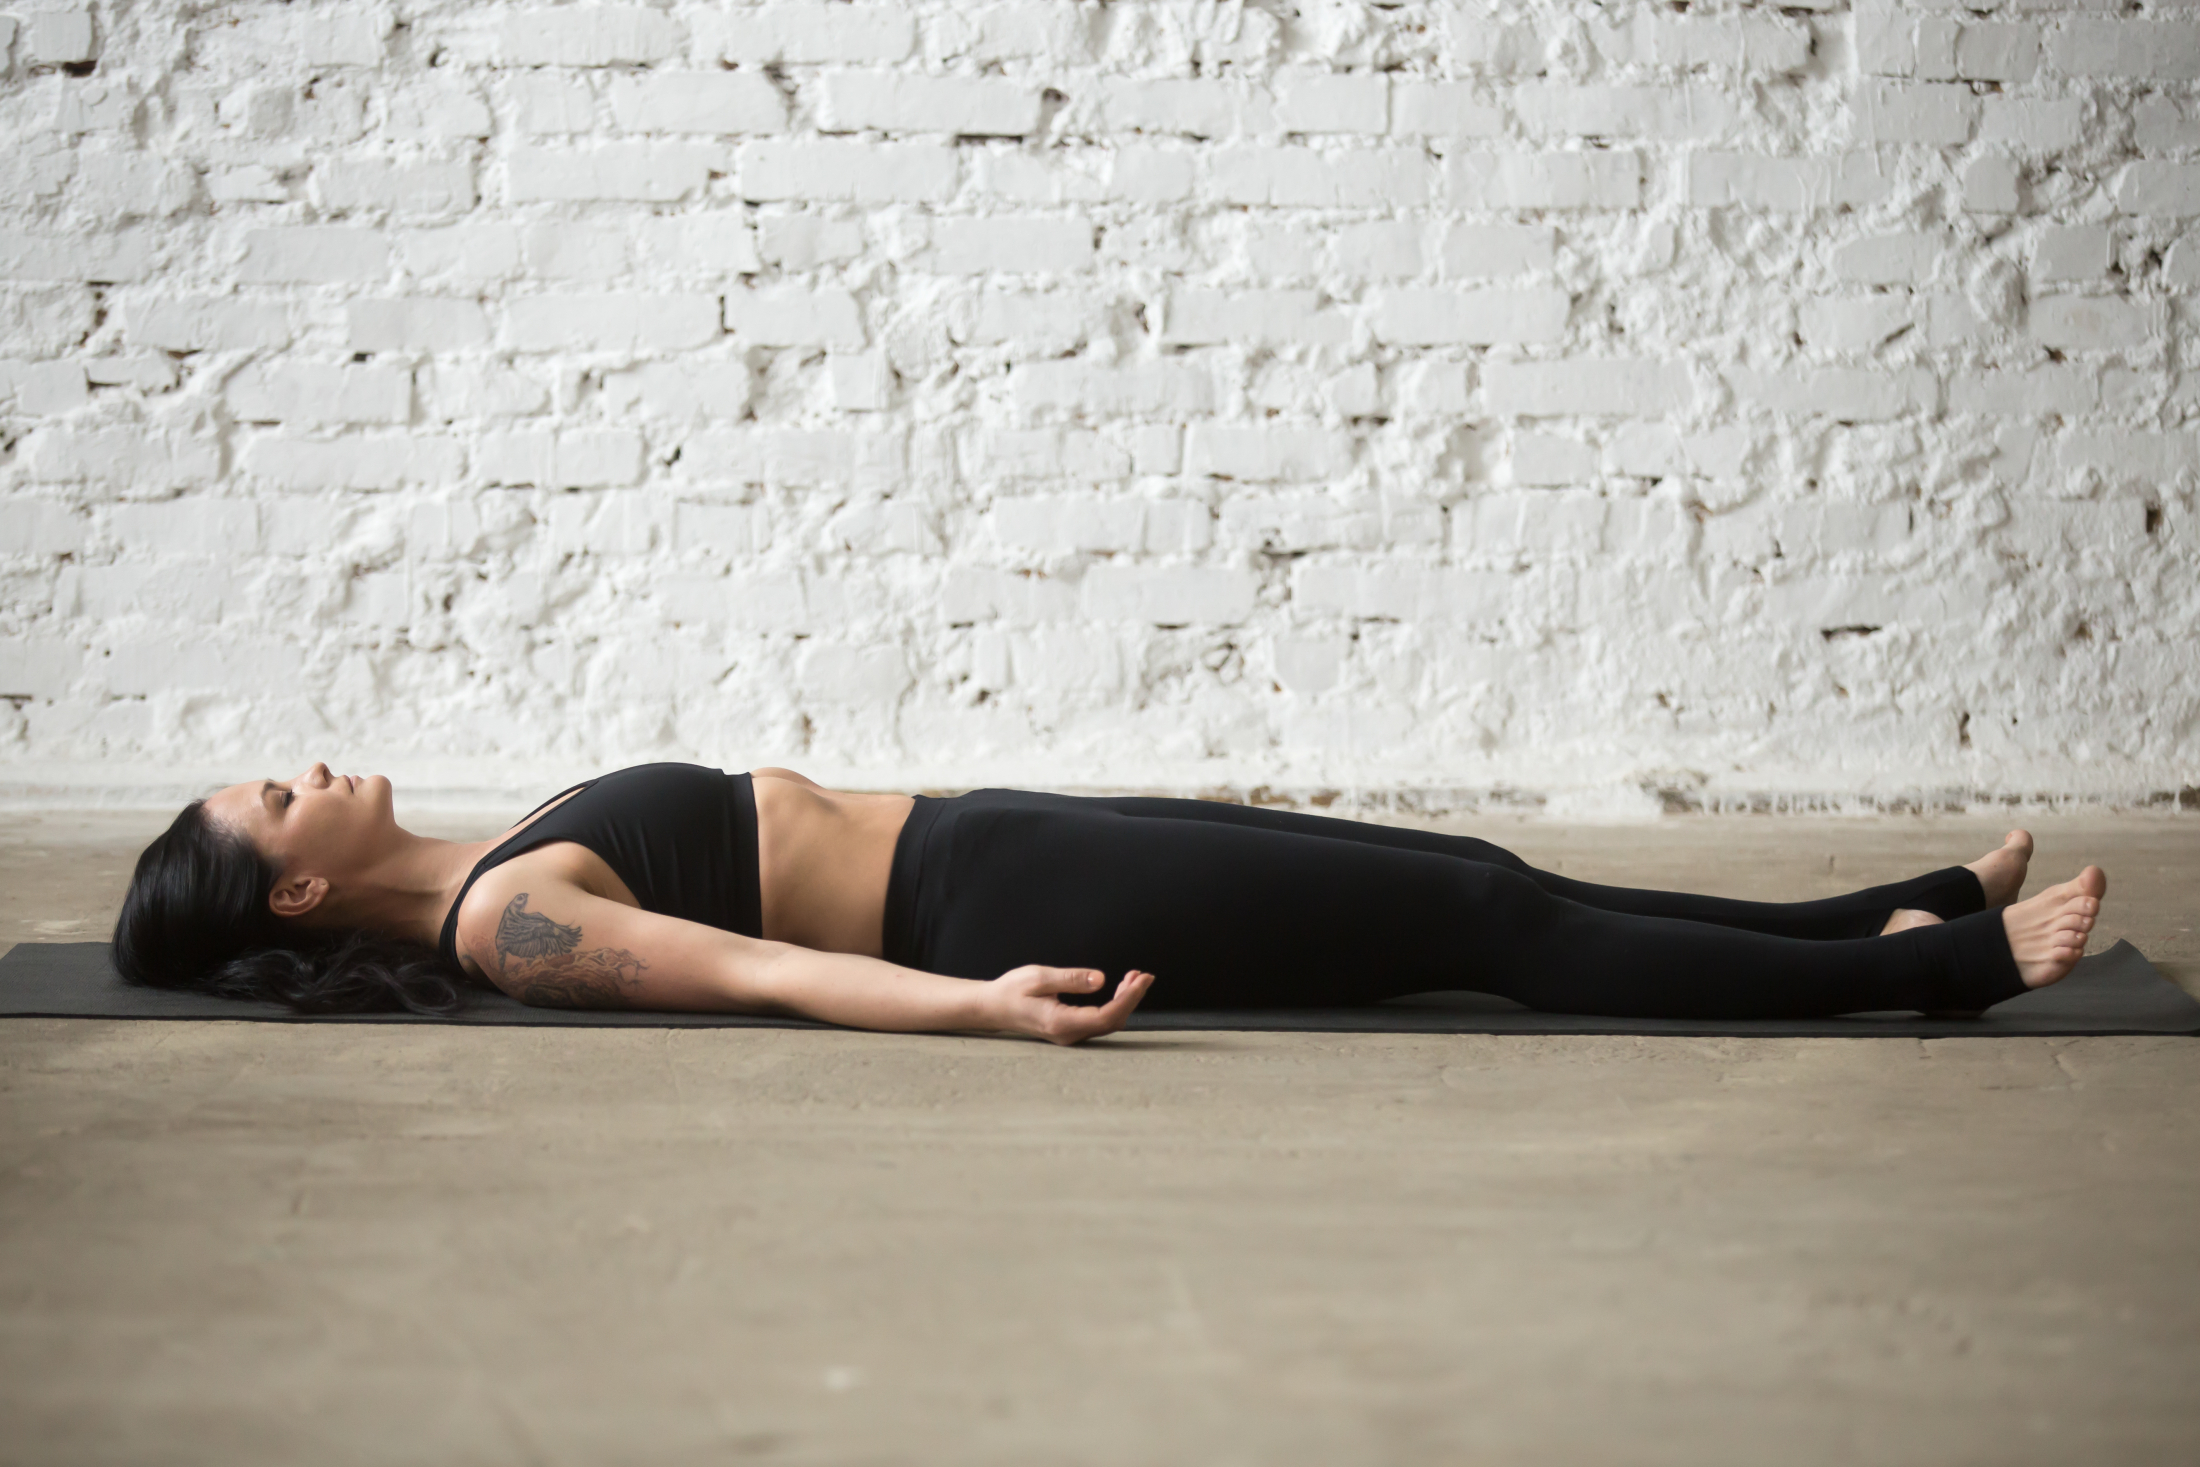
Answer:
[
  {"left": 1966, "top": 830, "right": 2034, "bottom": 907},
  {"left": 2002, "top": 866, "right": 2108, "bottom": 989},
  {"left": 1881, "top": 907, "right": 1945, "bottom": 935}
]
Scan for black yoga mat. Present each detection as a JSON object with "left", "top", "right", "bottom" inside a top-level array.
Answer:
[{"left": 2, "top": 940, "right": 2194, "bottom": 1037}]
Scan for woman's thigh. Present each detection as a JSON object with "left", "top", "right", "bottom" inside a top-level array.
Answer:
[
  {"left": 923, "top": 801, "right": 1504, "bottom": 1008},
  {"left": 959, "top": 788, "right": 1534, "bottom": 872}
]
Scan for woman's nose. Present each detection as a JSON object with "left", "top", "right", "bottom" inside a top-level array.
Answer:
[{"left": 308, "top": 762, "right": 331, "bottom": 787}]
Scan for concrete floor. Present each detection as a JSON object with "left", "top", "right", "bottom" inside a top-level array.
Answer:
[{"left": 2, "top": 808, "right": 2196, "bottom": 1465}]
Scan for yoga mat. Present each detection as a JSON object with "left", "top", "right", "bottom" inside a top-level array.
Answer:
[{"left": 2, "top": 940, "right": 2194, "bottom": 1037}]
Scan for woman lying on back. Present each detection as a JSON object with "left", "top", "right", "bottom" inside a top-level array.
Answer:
[{"left": 114, "top": 762, "right": 2108, "bottom": 1043}]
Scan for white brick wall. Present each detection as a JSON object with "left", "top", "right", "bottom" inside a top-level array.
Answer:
[{"left": 2, "top": 0, "right": 2197, "bottom": 812}]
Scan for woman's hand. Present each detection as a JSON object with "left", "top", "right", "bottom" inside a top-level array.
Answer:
[{"left": 983, "top": 966, "right": 1155, "bottom": 1044}]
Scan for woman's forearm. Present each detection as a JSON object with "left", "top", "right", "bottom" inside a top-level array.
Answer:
[{"left": 741, "top": 941, "right": 1000, "bottom": 1034}]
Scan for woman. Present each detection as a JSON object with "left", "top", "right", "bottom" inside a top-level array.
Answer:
[{"left": 113, "top": 762, "right": 2107, "bottom": 1044}]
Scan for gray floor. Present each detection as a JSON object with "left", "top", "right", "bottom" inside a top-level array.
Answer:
[{"left": 3, "top": 808, "right": 2196, "bottom": 1464}]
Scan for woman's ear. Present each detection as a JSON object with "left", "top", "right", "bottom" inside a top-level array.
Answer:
[{"left": 268, "top": 874, "right": 327, "bottom": 919}]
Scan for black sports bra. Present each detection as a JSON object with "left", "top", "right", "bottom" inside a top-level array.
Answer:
[{"left": 437, "top": 763, "right": 761, "bottom": 969}]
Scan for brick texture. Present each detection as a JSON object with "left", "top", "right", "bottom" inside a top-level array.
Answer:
[{"left": 0, "top": 0, "right": 2194, "bottom": 809}]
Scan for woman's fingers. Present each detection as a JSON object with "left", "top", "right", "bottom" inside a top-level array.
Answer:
[
  {"left": 1045, "top": 970, "right": 1155, "bottom": 1045},
  {"left": 1018, "top": 965, "right": 1107, "bottom": 997}
]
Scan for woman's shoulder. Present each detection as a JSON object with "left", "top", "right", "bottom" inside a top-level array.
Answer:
[{"left": 452, "top": 849, "right": 597, "bottom": 956}]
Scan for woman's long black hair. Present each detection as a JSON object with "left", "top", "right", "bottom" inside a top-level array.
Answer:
[{"left": 112, "top": 798, "right": 470, "bottom": 1015}]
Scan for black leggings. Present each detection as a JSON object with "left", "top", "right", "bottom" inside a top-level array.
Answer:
[{"left": 881, "top": 790, "right": 2027, "bottom": 1019}]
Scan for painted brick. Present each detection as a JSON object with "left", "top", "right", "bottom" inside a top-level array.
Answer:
[
  {"left": 736, "top": 140, "right": 958, "bottom": 203},
  {"left": 496, "top": 8, "right": 683, "bottom": 67},
  {"left": 0, "top": 360, "right": 89, "bottom": 414},
  {"left": 1390, "top": 82, "right": 1505, "bottom": 138},
  {"left": 507, "top": 293, "right": 722, "bottom": 353},
  {"left": 2047, "top": 22, "right": 2200, "bottom": 82},
  {"left": 2030, "top": 296, "right": 2158, "bottom": 354},
  {"left": 1954, "top": 24, "right": 2039, "bottom": 82},
  {"left": 692, "top": 5, "right": 917, "bottom": 65},
  {"left": 1330, "top": 222, "right": 1422, "bottom": 278},
  {"left": 1274, "top": 74, "right": 1387, "bottom": 134},
  {"left": 1010, "top": 360, "right": 1219, "bottom": 417},
  {"left": 822, "top": 74, "right": 1043, "bottom": 137},
  {"left": 241, "top": 434, "right": 465, "bottom": 490},
  {"left": 1210, "top": 148, "right": 1434, "bottom": 208},
  {"left": 1448, "top": 151, "right": 1642, "bottom": 209},
  {"left": 1291, "top": 565, "right": 1510, "bottom": 623},
  {"left": 1185, "top": 425, "right": 1355, "bottom": 482},
  {"left": 672, "top": 501, "right": 769, "bottom": 556},
  {"left": 397, "top": 226, "right": 521, "bottom": 282},
  {"left": 1512, "top": 85, "right": 1740, "bottom": 141},
  {"left": 1218, "top": 493, "right": 1383, "bottom": 553},
  {"left": 238, "top": 227, "right": 390, "bottom": 284},
  {"left": 2056, "top": 431, "right": 2200, "bottom": 484},
  {"left": 1857, "top": 83, "right": 1977, "bottom": 145},
  {"left": 1461, "top": 490, "right": 1610, "bottom": 557},
  {"left": 1629, "top": 15, "right": 1810, "bottom": 73},
  {"left": 25, "top": 427, "right": 221, "bottom": 487},
  {"left": 1440, "top": 224, "right": 1556, "bottom": 278},
  {"left": 227, "top": 362, "right": 412, "bottom": 425},
  {"left": 1948, "top": 367, "right": 2100, "bottom": 416},
  {"left": 678, "top": 429, "right": 905, "bottom": 488},
  {"left": 507, "top": 144, "right": 721, "bottom": 203},
  {"left": 346, "top": 298, "right": 493, "bottom": 352},
  {"left": 1978, "top": 99, "right": 2082, "bottom": 151},
  {"left": 916, "top": 217, "right": 1094, "bottom": 275},
  {"left": 1082, "top": 565, "right": 1258, "bottom": 625},
  {"left": 478, "top": 429, "right": 645, "bottom": 488},
  {"left": 1727, "top": 367, "right": 1936, "bottom": 420},
  {"left": 2034, "top": 226, "right": 2111, "bottom": 283},
  {"left": 520, "top": 224, "right": 629, "bottom": 280},
  {"left": 723, "top": 286, "right": 864, "bottom": 349},
  {"left": 608, "top": 74, "right": 788, "bottom": 135},
  {"left": 821, "top": 352, "right": 886, "bottom": 412},
  {"left": 1962, "top": 155, "right": 2020, "bottom": 215},
  {"left": 966, "top": 427, "right": 1181, "bottom": 483},
  {"left": 1510, "top": 435, "right": 1597, "bottom": 487},
  {"left": 313, "top": 160, "right": 477, "bottom": 218},
  {"left": 2115, "top": 164, "right": 2200, "bottom": 218},
  {"left": 25, "top": 9, "right": 95, "bottom": 65},
  {"left": 1688, "top": 153, "right": 1889, "bottom": 210},
  {"left": 1162, "top": 289, "right": 1348, "bottom": 348},
  {"left": 513, "top": 75, "right": 597, "bottom": 135},
  {"left": 640, "top": 216, "right": 762, "bottom": 274},
  {"left": 1095, "top": 79, "right": 1266, "bottom": 138},
  {"left": 1483, "top": 360, "right": 1694, "bottom": 417},
  {"left": 1833, "top": 233, "right": 1939, "bottom": 286},
  {"left": 0, "top": 501, "right": 87, "bottom": 557},
  {"left": 990, "top": 496, "right": 1209, "bottom": 557},
  {"left": 603, "top": 359, "right": 754, "bottom": 421},
  {"left": 1369, "top": 288, "right": 1569, "bottom": 346},
  {"left": 1798, "top": 296, "right": 1915, "bottom": 354}
]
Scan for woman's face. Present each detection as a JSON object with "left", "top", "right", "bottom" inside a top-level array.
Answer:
[{"left": 204, "top": 763, "right": 396, "bottom": 918}]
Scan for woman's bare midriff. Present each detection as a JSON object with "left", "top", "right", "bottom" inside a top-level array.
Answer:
[
  {"left": 751, "top": 770, "right": 914, "bottom": 957},
  {"left": 470, "top": 769, "right": 912, "bottom": 960}
]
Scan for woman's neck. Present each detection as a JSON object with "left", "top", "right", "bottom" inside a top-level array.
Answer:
[{"left": 308, "top": 829, "right": 503, "bottom": 950}]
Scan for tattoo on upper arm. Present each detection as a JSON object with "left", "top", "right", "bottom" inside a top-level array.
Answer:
[{"left": 489, "top": 892, "right": 649, "bottom": 1009}]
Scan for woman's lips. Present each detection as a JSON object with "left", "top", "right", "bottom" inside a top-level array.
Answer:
[{"left": 345, "top": 774, "right": 357, "bottom": 792}]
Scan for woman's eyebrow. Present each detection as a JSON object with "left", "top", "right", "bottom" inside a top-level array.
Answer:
[{"left": 260, "top": 780, "right": 281, "bottom": 808}]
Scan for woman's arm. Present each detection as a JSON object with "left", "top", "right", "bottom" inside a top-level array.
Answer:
[
  {"left": 747, "top": 945, "right": 1154, "bottom": 1043},
  {"left": 454, "top": 871, "right": 1153, "bottom": 1044}
]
